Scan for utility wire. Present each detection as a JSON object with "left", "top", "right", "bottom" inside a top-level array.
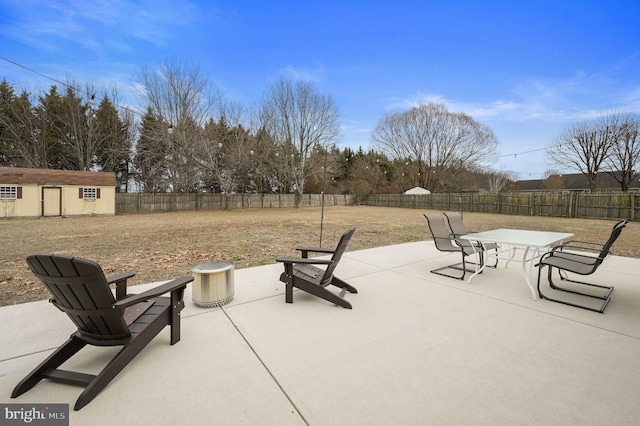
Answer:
[
  {"left": 0, "top": 55, "right": 142, "bottom": 117},
  {"left": 2, "top": 55, "right": 553, "bottom": 177}
]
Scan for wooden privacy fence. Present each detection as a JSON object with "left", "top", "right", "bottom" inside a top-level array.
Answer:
[
  {"left": 362, "top": 192, "right": 639, "bottom": 221},
  {"left": 116, "top": 193, "right": 352, "bottom": 213},
  {"left": 116, "top": 191, "right": 637, "bottom": 221}
]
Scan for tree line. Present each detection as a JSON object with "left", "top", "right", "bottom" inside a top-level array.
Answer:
[{"left": 1, "top": 60, "right": 519, "bottom": 205}]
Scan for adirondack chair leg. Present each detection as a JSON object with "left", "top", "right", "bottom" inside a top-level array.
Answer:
[
  {"left": 74, "top": 312, "right": 170, "bottom": 410},
  {"left": 294, "top": 278, "right": 353, "bottom": 309},
  {"left": 12, "top": 336, "right": 87, "bottom": 398},
  {"left": 285, "top": 282, "right": 294, "bottom": 304},
  {"left": 280, "top": 264, "right": 295, "bottom": 304},
  {"left": 170, "top": 289, "right": 186, "bottom": 345},
  {"left": 330, "top": 276, "right": 358, "bottom": 294}
]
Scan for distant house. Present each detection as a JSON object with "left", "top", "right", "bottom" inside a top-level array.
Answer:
[
  {"left": 404, "top": 186, "right": 431, "bottom": 195},
  {"left": 0, "top": 167, "right": 116, "bottom": 218},
  {"left": 514, "top": 172, "right": 640, "bottom": 192}
]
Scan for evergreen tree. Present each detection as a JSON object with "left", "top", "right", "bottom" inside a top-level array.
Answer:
[
  {"left": 134, "top": 107, "right": 169, "bottom": 192},
  {"left": 95, "top": 95, "right": 132, "bottom": 191}
]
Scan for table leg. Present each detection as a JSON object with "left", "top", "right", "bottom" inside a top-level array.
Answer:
[
  {"left": 519, "top": 246, "right": 539, "bottom": 300},
  {"left": 465, "top": 242, "right": 485, "bottom": 283}
]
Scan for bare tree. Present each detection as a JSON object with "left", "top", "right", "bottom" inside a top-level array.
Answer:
[
  {"left": 487, "top": 170, "right": 517, "bottom": 194},
  {"left": 194, "top": 100, "right": 257, "bottom": 207},
  {"left": 543, "top": 169, "right": 565, "bottom": 191},
  {"left": 258, "top": 77, "right": 341, "bottom": 207},
  {"left": 547, "top": 116, "right": 617, "bottom": 192},
  {"left": 136, "top": 59, "right": 222, "bottom": 192},
  {"left": 605, "top": 113, "right": 640, "bottom": 192},
  {"left": 372, "top": 103, "right": 498, "bottom": 192}
]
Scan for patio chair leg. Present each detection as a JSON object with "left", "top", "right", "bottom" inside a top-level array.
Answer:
[
  {"left": 430, "top": 258, "right": 471, "bottom": 280},
  {"left": 537, "top": 265, "right": 612, "bottom": 313}
]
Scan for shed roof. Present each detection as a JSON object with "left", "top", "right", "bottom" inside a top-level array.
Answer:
[
  {"left": 404, "top": 186, "right": 431, "bottom": 195},
  {"left": 0, "top": 167, "right": 116, "bottom": 186}
]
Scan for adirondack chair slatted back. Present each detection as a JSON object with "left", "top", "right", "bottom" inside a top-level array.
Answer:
[
  {"left": 26, "top": 254, "right": 130, "bottom": 341},
  {"left": 320, "top": 227, "right": 355, "bottom": 285},
  {"left": 424, "top": 213, "right": 459, "bottom": 252}
]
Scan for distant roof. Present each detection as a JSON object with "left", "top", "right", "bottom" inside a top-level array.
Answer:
[
  {"left": 514, "top": 172, "right": 640, "bottom": 191},
  {"left": 0, "top": 167, "right": 116, "bottom": 186},
  {"left": 404, "top": 186, "right": 431, "bottom": 194}
]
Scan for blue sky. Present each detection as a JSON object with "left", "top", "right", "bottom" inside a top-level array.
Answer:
[{"left": 1, "top": 0, "right": 639, "bottom": 180}]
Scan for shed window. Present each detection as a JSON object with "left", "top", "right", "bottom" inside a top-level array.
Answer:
[
  {"left": 0, "top": 186, "right": 20, "bottom": 200},
  {"left": 80, "top": 187, "right": 100, "bottom": 200}
]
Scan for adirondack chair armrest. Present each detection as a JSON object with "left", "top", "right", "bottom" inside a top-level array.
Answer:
[
  {"left": 107, "top": 271, "right": 136, "bottom": 300},
  {"left": 276, "top": 257, "right": 333, "bottom": 265},
  {"left": 113, "top": 276, "right": 193, "bottom": 309},
  {"left": 295, "top": 246, "right": 335, "bottom": 258}
]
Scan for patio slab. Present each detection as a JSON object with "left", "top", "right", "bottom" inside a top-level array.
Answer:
[{"left": 2, "top": 241, "right": 640, "bottom": 425}]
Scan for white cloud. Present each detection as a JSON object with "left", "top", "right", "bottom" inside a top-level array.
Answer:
[
  {"left": 387, "top": 69, "right": 640, "bottom": 126},
  {"left": 280, "top": 64, "right": 327, "bottom": 83}
]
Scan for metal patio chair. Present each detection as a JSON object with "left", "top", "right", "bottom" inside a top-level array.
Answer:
[
  {"left": 424, "top": 213, "right": 485, "bottom": 280},
  {"left": 443, "top": 211, "right": 499, "bottom": 267},
  {"left": 536, "top": 219, "right": 629, "bottom": 313}
]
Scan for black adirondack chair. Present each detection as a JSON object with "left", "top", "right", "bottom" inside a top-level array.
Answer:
[
  {"left": 536, "top": 218, "right": 629, "bottom": 313},
  {"left": 11, "top": 253, "right": 193, "bottom": 410},
  {"left": 424, "top": 213, "right": 486, "bottom": 280},
  {"left": 277, "top": 227, "right": 357, "bottom": 309},
  {"left": 443, "top": 211, "right": 499, "bottom": 267}
]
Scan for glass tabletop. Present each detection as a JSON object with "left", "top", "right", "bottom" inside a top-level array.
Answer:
[{"left": 461, "top": 228, "right": 574, "bottom": 248}]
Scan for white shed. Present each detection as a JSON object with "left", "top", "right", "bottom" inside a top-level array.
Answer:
[{"left": 403, "top": 186, "right": 431, "bottom": 195}]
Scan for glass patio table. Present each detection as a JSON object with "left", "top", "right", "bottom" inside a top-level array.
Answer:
[{"left": 460, "top": 229, "right": 573, "bottom": 300}]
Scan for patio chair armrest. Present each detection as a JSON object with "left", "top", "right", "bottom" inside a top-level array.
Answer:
[
  {"left": 553, "top": 242, "right": 602, "bottom": 253},
  {"left": 538, "top": 249, "right": 605, "bottom": 267},
  {"left": 455, "top": 238, "right": 483, "bottom": 251},
  {"left": 295, "top": 246, "right": 335, "bottom": 258},
  {"left": 113, "top": 276, "right": 193, "bottom": 309},
  {"left": 107, "top": 271, "right": 136, "bottom": 300}
]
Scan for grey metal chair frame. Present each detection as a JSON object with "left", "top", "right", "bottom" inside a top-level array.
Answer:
[
  {"left": 424, "top": 213, "right": 485, "bottom": 280},
  {"left": 443, "top": 211, "right": 499, "bottom": 268},
  {"left": 536, "top": 219, "right": 629, "bottom": 313}
]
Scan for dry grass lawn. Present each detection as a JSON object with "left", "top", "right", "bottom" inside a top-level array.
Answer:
[{"left": 2, "top": 205, "right": 638, "bottom": 306}]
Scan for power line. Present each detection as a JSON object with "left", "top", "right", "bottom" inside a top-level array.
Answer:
[
  {"left": 0, "top": 55, "right": 142, "bottom": 117},
  {"left": 0, "top": 55, "right": 556, "bottom": 177}
]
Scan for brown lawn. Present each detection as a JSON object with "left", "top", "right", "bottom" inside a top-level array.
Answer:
[{"left": 1, "top": 205, "right": 638, "bottom": 306}]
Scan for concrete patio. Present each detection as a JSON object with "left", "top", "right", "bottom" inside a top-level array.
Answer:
[{"left": 2, "top": 240, "right": 640, "bottom": 425}]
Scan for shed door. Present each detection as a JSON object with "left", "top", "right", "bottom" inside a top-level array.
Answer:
[{"left": 42, "top": 187, "right": 62, "bottom": 216}]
